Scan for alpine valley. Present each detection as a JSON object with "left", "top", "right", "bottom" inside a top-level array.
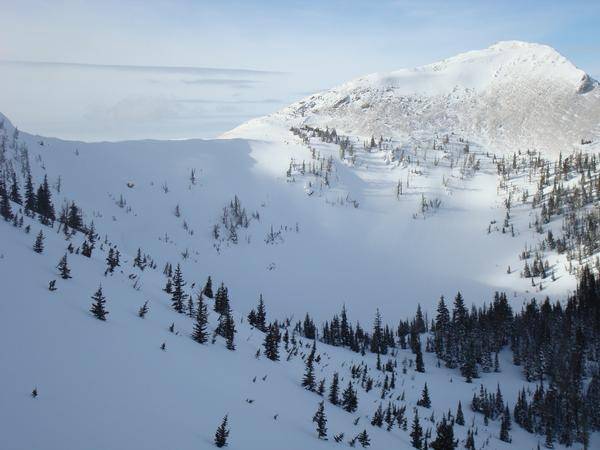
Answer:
[{"left": 1, "top": 41, "right": 599, "bottom": 450}]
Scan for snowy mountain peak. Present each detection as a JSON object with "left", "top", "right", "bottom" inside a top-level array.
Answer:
[
  {"left": 230, "top": 41, "right": 599, "bottom": 155},
  {"left": 425, "top": 40, "right": 589, "bottom": 87}
]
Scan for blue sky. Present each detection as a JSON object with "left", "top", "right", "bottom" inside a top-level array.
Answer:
[{"left": 1, "top": 0, "right": 599, "bottom": 140}]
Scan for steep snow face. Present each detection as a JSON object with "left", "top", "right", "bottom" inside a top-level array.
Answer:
[{"left": 232, "top": 41, "right": 600, "bottom": 155}]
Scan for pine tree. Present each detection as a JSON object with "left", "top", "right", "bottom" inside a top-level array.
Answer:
[
  {"left": 302, "top": 345, "right": 316, "bottom": 391},
  {"left": 434, "top": 296, "right": 450, "bottom": 359},
  {"left": 461, "top": 341, "right": 478, "bottom": 382},
  {"left": 163, "top": 277, "right": 172, "bottom": 294},
  {"left": 465, "top": 429, "right": 475, "bottom": 450},
  {"left": 312, "top": 401, "right": 328, "bottom": 439},
  {"left": 371, "top": 403, "right": 384, "bottom": 427},
  {"left": 214, "top": 415, "right": 230, "bottom": 448},
  {"left": 24, "top": 173, "right": 36, "bottom": 215},
  {"left": 214, "top": 283, "right": 231, "bottom": 316},
  {"left": 263, "top": 323, "right": 279, "bottom": 361},
  {"left": 414, "top": 303, "right": 426, "bottom": 333},
  {"left": 187, "top": 295, "right": 194, "bottom": 317},
  {"left": 33, "top": 230, "right": 44, "bottom": 253},
  {"left": 415, "top": 337, "right": 425, "bottom": 373},
  {"left": 105, "top": 247, "right": 120, "bottom": 274},
  {"left": 36, "top": 175, "right": 55, "bottom": 224},
  {"left": 455, "top": 401, "right": 464, "bottom": 426},
  {"left": 328, "top": 372, "right": 340, "bottom": 405},
  {"left": 90, "top": 285, "right": 108, "bottom": 321},
  {"left": 9, "top": 171, "right": 21, "bottom": 204},
  {"left": 341, "top": 381, "right": 358, "bottom": 412},
  {"left": 57, "top": 254, "right": 71, "bottom": 279},
  {"left": 170, "top": 264, "right": 186, "bottom": 313},
  {"left": 255, "top": 294, "right": 267, "bottom": 332},
  {"left": 317, "top": 379, "right": 325, "bottom": 396},
  {"left": 0, "top": 180, "right": 13, "bottom": 221},
  {"left": 384, "top": 402, "right": 394, "bottom": 431},
  {"left": 192, "top": 294, "right": 209, "bottom": 344},
  {"left": 500, "top": 404, "right": 512, "bottom": 442},
  {"left": 81, "top": 240, "right": 93, "bottom": 258},
  {"left": 67, "top": 202, "right": 82, "bottom": 231},
  {"left": 429, "top": 417, "right": 457, "bottom": 450},
  {"left": 370, "top": 309, "right": 384, "bottom": 354},
  {"left": 133, "top": 248, "right": 144, "bottom": 270},
  {"left": 410, "top": 410, "right": 423, "bottom": 449},
  {"left": 417, "top": 383, "right": 431, "bottom": 408},
  {"left": 138, "top": 301, "right": 149, "bottom": 318},
  {"left": 203, "top": 276, "right": 213, "bottom": 298},
  {"left": 357, "top": 430, "right": 370, "bottom": 447},
  {"left": 224, "top": 312, "right": 236, "bottom": 350}
]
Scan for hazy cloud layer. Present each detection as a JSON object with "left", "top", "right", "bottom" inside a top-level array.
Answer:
[{"left": 0, "top": 0, "right": 598, "bottom": 141}]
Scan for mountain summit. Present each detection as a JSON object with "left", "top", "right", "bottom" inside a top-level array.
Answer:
[{"left": 231, "top": 41, "right": 599, "bottom": 155}]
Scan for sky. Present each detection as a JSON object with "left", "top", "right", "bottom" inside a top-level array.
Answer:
[{"left": 0, "top": 0, "right": 599, "bottom": 141}]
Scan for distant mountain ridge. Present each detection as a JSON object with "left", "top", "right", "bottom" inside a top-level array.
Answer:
[{"left": 229, "top": 41, "right": 600, "bottom": 155}]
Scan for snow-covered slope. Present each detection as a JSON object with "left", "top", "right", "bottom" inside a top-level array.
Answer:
[
  {"left": 0, "top": 109, "right": 578, "bottom": 324},
  {"left": 1, "top": 114, "right": 593, "bottom": 450},
  {"left": 229, "top": 41, "right": 600, "bottom": 155}
]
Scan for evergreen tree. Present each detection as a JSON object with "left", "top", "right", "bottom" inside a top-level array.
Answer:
[
  {"left": 328, "top": 372, "right": 339, "bottom": 405},
  {"left": 263, "top": 323, "right": 279, "bottom": 361},
  {"left": 455, "top": 401, "right": 464, "bottom": 426},
  {"left": 138, "top": 301, "right": 149, "bottom": 318},
  {"left": 105, "top": 247, "right": 120, "bottom": 274},
  {"left": 90, "top": 285, "right": 108, "bottom": 321},
  {"left": 224, "top": 312, "right": 236, "bottom": 350},
  {"left": 312, "top": 401, "right": 328, "bottom": 439},
  {"left": 461, "top": 340, "right": 478, "bottom": 382},
  {"left": 214, "top": 283, "right": 230, "bottom": 315},
  {"left": 317, "top": 378, "right": 325, "bottom": 397},
  {"left": 67, "top": 202, "right": 82, "bottom": 231},
  {"left": 203, "top": 276, "right": 214, "bottom": 298},
  {"left": 434, "top": 296, "right": 450, "bottom": 358},
  {"left": 341, "top": 381, "right": 358, "bottom": 413},
  {"left": 163, "top": 277, "right": 172, "bottom": 294},
  {"left": 370, "top": 309, "right": 385, "bottom": 354},
  {"left": 36, "top": 175, "right": 55, "bottom": 224},
  {"left": 57, "top": 254, "right": 71, "bottom": 279},
  {"left": 463, "top": 430, "right": 475, "bottom": 450},
  {"left": 214, "top": 415, "right": 230, "bottom": 448},
  {"left": 357, "top": 430, "right": 370, "bottom": 448},
  {"left": 133, "top": 248, "right": 145, "bottom": 270},
  {"left": 9, "top": 171, "right": 21, "bottom": 204},
  {"left": 81, "top": 240, "right": 93, "bottom": 258},
  {"left": 317, "top": 379, "right": 325, "bottom": 396},
  {"left": 170, "top": 264, "right": 186, "bottom": 313},
  {"left": 255, "top": 294, "right": 267, "bottom": 331},
  {"left": 415, "top": 339, "right": 425, "bottom": 373},
  {"left": 187, "top": 295, "right": 194, "bottom": 317},
  {"left": 371, "top": 403, "right": 384, "bottom": 427},
  {"left": 192, "top": 294, "right": 209, "bottom": 344},
  {"left": 417, "top": 383, "right": 431, "bottom": 408},
  {"left": 500, "top": 404, "right": 512, "bottom": 442},
  {"left": 24, "top": 173, "right": 36, "bottom": 215},
  {"left": 0, "top": 179, "right": 12, "bottom": 221},
  {"left": 33, "top": 230, "right": 44, "bottom": 253},
  {"left": 302, "top": 344, "right": 316, "bottom": 391},
  {"left": 414, "top": 303, "right": 426, "bottom": 333},
  {"left": 429, "top": 417, "right": 457, "bottom": 450},
  {"left": 410, "top": 410, "right": 423, "bottom": 449}
]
